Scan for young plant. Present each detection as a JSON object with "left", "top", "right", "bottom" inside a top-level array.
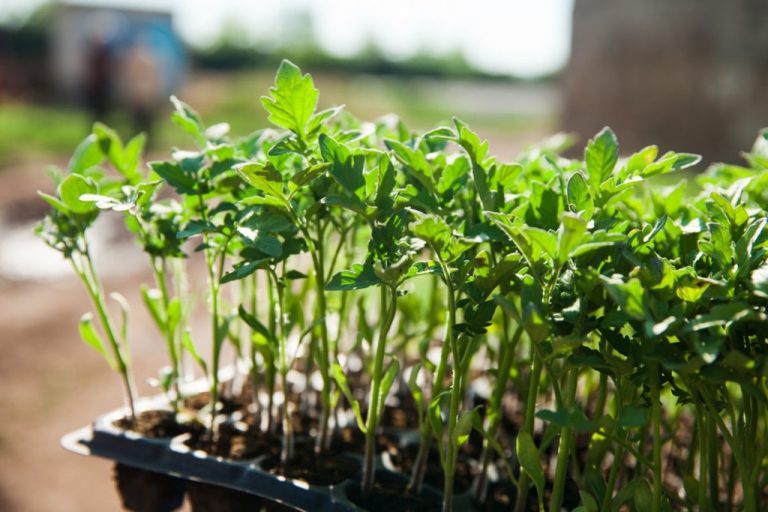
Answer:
[{"left": 37, "top": 129, "right": 139, "bottom": 423}]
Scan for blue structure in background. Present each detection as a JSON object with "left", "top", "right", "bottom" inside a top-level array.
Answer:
[{"left": 51, "top": 3, "right": 186, "bottom": 114}]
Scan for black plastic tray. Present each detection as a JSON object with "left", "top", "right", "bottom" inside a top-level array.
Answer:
[{"left": 61, "top": 395, "right": 475, "bottom": 511}]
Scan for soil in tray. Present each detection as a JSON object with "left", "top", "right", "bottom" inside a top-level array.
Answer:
[
  {"left": 114, "top": 409, "right": 196, "bottom": 438},
  {"left": 347, "top": 479, "right": 441, "bottom": 512},
  {"left": 185, "top": 421, "right": 280, "bottom": 460},
  {"left": 384, "top": 439, "right": 477, "bottom": 494},
  {"left": 260, "top": 441, "right": 359, "bottom": 486}
]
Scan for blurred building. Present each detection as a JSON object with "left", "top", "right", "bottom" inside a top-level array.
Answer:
[
  {"left": 50, "top": 3, "right": 185, "bottom": 119},
  {"left": 563, "top": 0, "right": 768, "bottom": 162}
]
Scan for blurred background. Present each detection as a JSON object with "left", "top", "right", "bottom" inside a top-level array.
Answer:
[{"left": 0, "top": 1, "right": 766, "bottom": 510}]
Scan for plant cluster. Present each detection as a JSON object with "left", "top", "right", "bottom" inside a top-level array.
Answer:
[{"left": 38, "top": 61, "right": 767, "bottom": 511}]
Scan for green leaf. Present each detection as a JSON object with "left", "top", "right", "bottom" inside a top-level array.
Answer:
[
  {"left": 68, "top": 133, "right": 105, "bottom": 173},
  {"left": 690, "top": 302, "right": 757, "bottom": 331},
  {"left": 585, "top": 127, "right": 618, "bottom": 187},
  {"left": 566, "top": 172, "right": 593, "bottom": 214},
  {"left": 38, "top": 191, "right": 69, "bottom": 213},
  {"left": 633, "top": 480, "right": 653, "bottom": 512},
  {"left": 579, "top": 491, "right": 599, "bottom": 512},
  {"left": 79, "top": 313, "right": 117, "bottom": 371},
  {"left": 290, "top": 162, "right": 330, "bottom": 189},
  {"left": 616, "top": 405, "right": 649, "bottom": 429},
  {"left": 326, "top": 264, "right": 381, "bottom": 291},
  {"left": 260, "top": 60, "right": 318, "bottom": 137},
  {"left": 429, "top": 392, "right": 448, "bottom": 463},
  {"left": 141, "top": 286, "right": 166, "bottom": 332},
  {"left": 238, "top": 305, "right": 275, "bottom": 344},
  {"left": 406, "top": 363, "right": 425, "bottom": 411},
  {"left": 385, "top": 139, "right": 437, "bottom": 196},
  {"left": 558, "top": 212, "right": 587, "bottom": 264},
  {"left": 150, "top": 160, "right": 198, "bottom": 195},
  {"left": 181, "top": 330, "right": 208, "bottom": 376},
  {"left": 601, "top": 276, "right": 647, "bottom": 320},
  {"left": 751, "top": 263, "right": 768, "bottom": 298},
  {"left": 332, "top": 363, "right": 366, "bottom": 433},
  {"left": 524, "top": 227, "right": 557, "bottom": 260},
  {"left": 253, "top": 235, "right": 282, "bottom": 257},
  {"left": 377, "top": 357, "right": 400, "bottom": 418},
  {"left": 319, "top": 134, "right": 365, "bottom": 194},
  {"left": 170, "top": 96, "right": 206, "bottom": 145},
  {"left": 516, "top": 431, "right": 545, "bottom": 504},
  {"left": 59, "top": 174, "right": 98, "bottom": 214},
  {"left": 221, "top": 260, "right": 267, "bottom": 284},
  {"left": 177, "top": 220, "right": 215, "bottom": 239},
  {"left": 236, "top": 163, "right": 287, "bottom": 205},
  {"left": 455, "top": 408, "right": 480, "bottom": 447},
  {"left": 409, "top": 212, "right": 451, "bottom": 256},
  {"left": 110, "top": 292, "right": 130, "bottom": 346}
]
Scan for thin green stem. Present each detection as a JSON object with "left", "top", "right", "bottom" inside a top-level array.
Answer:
[
  {"left": 650, "top": 363, "right": 662, "bottom": 512},
  {"left": 76, "top": 250, "right": 137, "bottom": 422},
  {"left": 513, "top": 341, "right": 543, "bottom": 512},
  {"left": 550, "top": 368, "right": 578, "bottom": 512},
  {"left": 474, "top": 324, "right": 522, "bottom": 503},
  {"left": 361, "top": 285, "right": 398, "bottom": 496},
  {"left": 269, "top": 267, "right": 293, "bottom": 463}
]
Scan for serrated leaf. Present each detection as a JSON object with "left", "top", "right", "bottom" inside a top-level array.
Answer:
[
  {"left": 567, "top": 172, "right": 593, "bottom": 213},
  {"left": 319, "top": 134, "right": 365, "bottom": 194},
  {"left": 170, "top": 95, "right": 206, "bottom": 145},
  {"left": 585, "top": 127, "right": 618, "bottom": 187},
  {"left": 558, "top": 213, "right": 587, "bottom": 264},
  {"left": 260, "top": 60, "right": 318, "bottom": 137},
  {"left": 326, "top": 264, "right": 381, "bottom": 291},
  {"left": 236, "top": 163, "right": 287, "bottom": 204}
]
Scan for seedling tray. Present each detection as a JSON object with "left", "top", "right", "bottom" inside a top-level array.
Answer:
[{"left": 61, "top": 396, "right": 472, "bottom": 511}]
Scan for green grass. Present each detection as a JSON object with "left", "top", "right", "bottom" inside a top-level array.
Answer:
[
  {"left": 0, "top": 103, "right": 91, "bottom": 166},
  {"left": 0, "top": 70, "right": 551, "bottom": 167}
]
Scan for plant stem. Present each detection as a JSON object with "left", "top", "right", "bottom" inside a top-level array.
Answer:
[
  {"left": 650, "top": 363, "right": 662, "bottom": 512},
  {"left": 302, "top": 219, "right": 333, "bottom": 455},
  {"left": 77, "top": 250, "right": 137, "bottom": 423},
  {"left": 474, "top": 324, "right": 522, "bottom": 503},
  {"left": 270, "top": 268, "right": 293, "bottom": 463},
  {"left": 550, "top": 368, "right": 578, "bottom": 512},
  {"left": 408, "top": 263, "right": 453, "bottom": 495},
  {"left": 361, "top": 285, "right": 398, "bottom": 496},
  {"left": 151, "top": 258, "right": 181, "bottom": 411},
  {"left": 443, "top": 353, "right": 463, "bottom": 512},
  {"left": 513, "top": 343, "right": 543, "bottom": 512}
]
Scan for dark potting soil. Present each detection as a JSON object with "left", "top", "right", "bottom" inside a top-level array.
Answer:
[
  {"left": 184, "top": 392, "right": 246, "bottom": 416},
  {"left": 260, "top": 442, "right": 358, "bottom": 486},
  {"left": 185, "top": 421, "right": 280, "bottom": 460},
  {"left": 385, "top": 441, "right": 476, "bottom": 494},
  {"left": 114, "top": 409, "right": 193, "bottom": 439},
  {"left": 347, "top": 479, "right": 441, "bottom": 512},
  {"left": 114, "top": 463, "right": 187, "bottom": 512}
]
